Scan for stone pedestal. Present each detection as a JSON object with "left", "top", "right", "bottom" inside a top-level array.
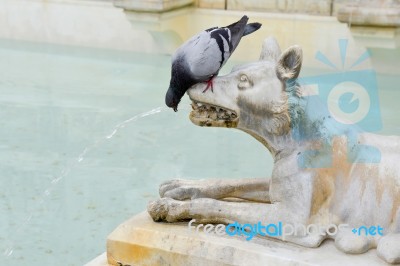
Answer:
[{"left": 104, "top": 212, "right": 387, "bottom": 266}]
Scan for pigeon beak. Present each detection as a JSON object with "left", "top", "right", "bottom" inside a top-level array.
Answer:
[
  {"left": 167, "top": 101, "right": 178, "bottom": 112},
  {"left": 165, "top": 88, "right": 180, "bottom": 112}
]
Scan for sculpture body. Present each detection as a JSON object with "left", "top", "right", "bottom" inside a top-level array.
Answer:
[{"left": 148, "top": 37, "right": 400, "bottom": 264}]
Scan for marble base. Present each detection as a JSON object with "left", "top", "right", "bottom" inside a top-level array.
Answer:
[{"left": 105, "top": 211, "right": 387, "bottom": 266}]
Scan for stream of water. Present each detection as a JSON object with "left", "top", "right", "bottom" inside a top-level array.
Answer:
[{"left": 2, "top": 107, "right": 166, "bottom": 258}]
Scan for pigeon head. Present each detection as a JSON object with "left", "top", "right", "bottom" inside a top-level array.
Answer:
[{"left": 165, "top": 87, "right": 180, "bottom": 112}]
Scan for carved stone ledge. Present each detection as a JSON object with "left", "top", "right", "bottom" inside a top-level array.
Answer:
[
  {"left": 105, "top": 212, "right": 387, "bottom": 266},
  {"left": 113, "top": 0, "right": 194, "bottom": 12},
  {"left": 337, "top": 6, "right": 400, "bottom": 27}
]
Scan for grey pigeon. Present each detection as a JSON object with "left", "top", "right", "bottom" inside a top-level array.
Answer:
[{"left": 165, "top": 15, "right": 262, "bottom": 111}]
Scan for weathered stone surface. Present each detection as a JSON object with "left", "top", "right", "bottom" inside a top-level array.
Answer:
[
  {"left": 106, "top": 212, "right": 387, "bottom": 266},
  {"left": 197, "top": 0, "right": 225, "bottom": 9},
  {"left": 113, "top": 0, "right": 194, "bottom": 12},
  {"left": 226, "top": 0, "right": 331, "bottom": 15},
  {"left": 349, "top": 26, "right": 400, "bottom": 49},
  {"left": 333, "top": 0, "right": 400, "bottom": 26},
  {"left": 337, "top": 7, "right": 400, "bottom": 26}
]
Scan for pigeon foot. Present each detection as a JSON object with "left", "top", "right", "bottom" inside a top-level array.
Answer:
[{"left": 202, "top": 77, "right": 214, "bottom": 93}]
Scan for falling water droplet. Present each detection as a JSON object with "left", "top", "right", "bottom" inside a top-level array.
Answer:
[
  {"left": 106, "top": 129, "right": 118, "bottom": 139},
  {"left": 4, "top": 248, "right": 13, "bottom": 257}
]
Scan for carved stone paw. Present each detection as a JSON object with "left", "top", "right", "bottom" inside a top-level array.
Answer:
[
  {"left": 334, "top": 230, "right": 373, "bottom": 254},
  {"left": 377, "top": 234, "right": 400, "bottom": 264},
  {"left": 159, "top": 179, "right": 209, "bottom": 200},
  {"left": 147, "top": 198, "right": 186, "bottom": 222}
]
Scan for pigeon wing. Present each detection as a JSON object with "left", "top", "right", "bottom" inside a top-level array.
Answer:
[
  {"left": 173, "top": 16, "right": 260, "bottom": 82},
  {"left": 181, "top": 29, "right": 232, "bottom": 81}
]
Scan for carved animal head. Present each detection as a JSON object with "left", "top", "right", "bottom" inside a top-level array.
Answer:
[{"left": 188, "top": 37, "right": 303, "bottom": 139}]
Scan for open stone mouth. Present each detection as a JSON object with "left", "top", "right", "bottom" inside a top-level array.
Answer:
[{"left": 189, "top": 100, "right": 238, "bottom": 128}]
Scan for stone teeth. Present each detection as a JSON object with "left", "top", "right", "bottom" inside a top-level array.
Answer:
[{"left": 191, "top": 101, "right": 237, "bottom": 120}]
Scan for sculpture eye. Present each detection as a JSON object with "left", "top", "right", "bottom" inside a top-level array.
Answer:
[{"left": 238, "top": 74, "right": 252, "bottom": 90}]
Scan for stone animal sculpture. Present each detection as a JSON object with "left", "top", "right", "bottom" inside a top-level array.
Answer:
[
  {"left": 149, "top": 37, "right": 400, "bottom": 264},
  {"left": 165, "top": 15, "right": 261, "bottom": 111}
]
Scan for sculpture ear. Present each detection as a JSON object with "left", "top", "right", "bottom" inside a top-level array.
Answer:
[
  {"left": 276, "top": 45, "right": 302, "bottom": 81},
  {"left": 259, "top": 37, "right": 281, "bottom": 62}
]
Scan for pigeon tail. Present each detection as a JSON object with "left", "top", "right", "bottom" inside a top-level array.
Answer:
[
  {"left": 226, "top": 15, "right": 250, "bottom": 53},
  {"left": 225, "top": 15, "right": 249, "bottom": 30},
  {"left": 243, "top": 22, "right": 262, "bottom": 36}
]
